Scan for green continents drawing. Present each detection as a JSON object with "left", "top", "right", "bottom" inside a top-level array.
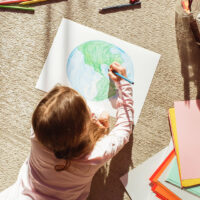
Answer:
[{"left": 67, "top": 40, "right": 134, "bottom": 102}]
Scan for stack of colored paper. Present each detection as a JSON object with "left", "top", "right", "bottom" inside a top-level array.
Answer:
[
  {"left": 120, "top": 100, "right": 200, "bottom": 200},
  {"left": 120, "top": 141, "right": 175, "bottom": 200},
  {"left": 149, "top": 100, "right": 200, "bottom": 200},
  {"left": 149, "top": 150, "right": 182, "bottom": 200},
  {"left": 149, "top": 150, "right": 200, "bottom": 200}
]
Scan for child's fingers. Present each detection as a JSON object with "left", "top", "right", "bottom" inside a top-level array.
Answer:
[
  {"left": 98, "top": 111, "right": 109, "bottom": 128},
  {"left": 110, "top": 62, "right": 126, "bottom": 77},
  {"left": 108, "top": 71, "right": 118, "bottom": 81},
  {"left": 111, "top": 62, "right": 120, "bottom": 67},
  {"left": 99, "top": 119, "right": 109, "bottom": 128},
  {"left": 110, "top": 62, "right": 120, "bottom": 71},
  {"left": 95, "top": 118, "right": 109, "bottom": 129},
  {"left": 99, "top": 111, "right": 109, "bottom": 121},
  {"left": 98, "top": 118, "right": 109, "bottom": 128},
  {"left": 95, "top": 120, "right": 104, "bottom": 128}
]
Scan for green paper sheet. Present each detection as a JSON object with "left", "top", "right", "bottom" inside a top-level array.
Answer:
[{"left": 166, "top": 157, "right": 200, "bottom": 197}]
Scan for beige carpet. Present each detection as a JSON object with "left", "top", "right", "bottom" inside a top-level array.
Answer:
[{"left": 0, "top": 0, "right": 200, "bottom": 199}]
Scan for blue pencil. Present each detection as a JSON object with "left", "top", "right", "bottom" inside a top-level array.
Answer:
[{"left": 113, "top": 71, "right": 134, "bottom": 85}]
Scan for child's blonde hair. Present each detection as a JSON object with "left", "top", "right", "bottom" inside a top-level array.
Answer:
[{"left": 32, "top": 86, "right": 107, "bottom": 171}]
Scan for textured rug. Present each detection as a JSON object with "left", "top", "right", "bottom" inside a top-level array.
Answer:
[{"left": 0, "top": 0, "right": 200, "bottom": 199}]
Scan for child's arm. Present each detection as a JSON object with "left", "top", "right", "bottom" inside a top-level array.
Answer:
[{"left": 86, "top": 62, "right": 133, "bottom": 164}]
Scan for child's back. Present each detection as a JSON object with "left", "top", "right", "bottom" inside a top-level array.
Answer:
[
  {"left": 28, "top": 132, "right": 101, "bottom": 200},
  {"left": 0, "top": 62, "right": 134, "bottom": 200}
]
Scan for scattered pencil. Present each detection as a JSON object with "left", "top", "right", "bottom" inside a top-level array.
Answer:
[
  {"left": 130, "top": 0, "right": 140, "bottom": 4},
  {"left": 99, "top": 1, "right": 141, "bottom": 13},
  {"left": 181, "top": 0, "right": 190, "bottom": 14},
  {"left": 0, "top": 0, "right": 30, "bottom": 5},
  {"left": 0, "top": 4, "right": 34, "bottom": 11},
  {"left": 20, "top": 0, "right": 48, "bottom": 5}
]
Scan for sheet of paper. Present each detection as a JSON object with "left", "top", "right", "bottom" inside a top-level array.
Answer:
[
  {"left": 120, "top": 140, "right": 173, "bottom": 200},
  {"left": 166, "top": 156, "right": 200, "bottom": 197},
  {"left": 169, "top": 107, "right": 200, "bottom": 187},
  {"left": 36, "top": 18, "right": 160, "bottom": 124},
  {"left": 174, "top": 100, "right": 200, "bottom": 180},
  {"left": 152, "top": 182, "right": 180, "bottom": 200},
  {"left": 158, "top": 157, "right": 200, "bottom": 200},
  {"left": 149, "top": 148, "right": 180, "bottom": 200}
]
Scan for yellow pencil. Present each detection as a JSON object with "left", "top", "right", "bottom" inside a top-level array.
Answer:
[{"left": 20, "top": 0, "right": 47, "bottom": 5}]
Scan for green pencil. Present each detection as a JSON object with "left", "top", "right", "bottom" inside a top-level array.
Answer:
[{"left": 0, "top": 5, "right": 34, "bottom": 11}]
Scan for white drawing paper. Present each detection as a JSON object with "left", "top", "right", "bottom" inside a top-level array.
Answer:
[{"left": 36, "top": 18, "right": 160, "bottom": 124}]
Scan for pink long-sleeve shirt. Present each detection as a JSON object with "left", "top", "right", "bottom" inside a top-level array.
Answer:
[{"left": 0, "top": 80, "right": 133, "bottom": 200}]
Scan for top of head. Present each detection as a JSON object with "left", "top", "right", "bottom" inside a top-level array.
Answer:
[{"left": 32, "top": 86, "right": 91, "bottom": 157}]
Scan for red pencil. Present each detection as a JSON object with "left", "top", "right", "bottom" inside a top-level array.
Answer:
[
  {"left": 0, "top": 0, "right": 30, "bottom": 4},
  {"left": 181, "top": 0, "right": 190, "bottom": 14}
]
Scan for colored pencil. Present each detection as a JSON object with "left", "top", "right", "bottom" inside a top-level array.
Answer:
[
  {"left": 99, "top": 1, "right": 141, "bottom": 13},
  {"left": 20, "top": 0, "right": 47, "bottom": 5},
  {"left": 113, "top": 71, "right": 134, "bottom": 84},
  {"left": 0, "top": 4, "right": 34, "bottom": 11},
  {"left": 0, "top": 0, "right": 29, "bottom": 5},
  {"left": 181, "top": 0, "right": 190, "bottom": 14}
]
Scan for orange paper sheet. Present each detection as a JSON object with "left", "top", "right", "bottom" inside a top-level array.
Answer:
[
  {"left": 152, "top": 183, "right": 170, "bottom": 200},
  {"left": 150, "top": 150, "right": 181, "bottom": 200}
]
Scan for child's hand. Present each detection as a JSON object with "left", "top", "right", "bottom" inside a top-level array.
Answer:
[
  {"left": 97, "top": 111, "right": 110, "bottom": 129},
  {"left": 108, "top": 62, "right": 127, "bottom": 82}
]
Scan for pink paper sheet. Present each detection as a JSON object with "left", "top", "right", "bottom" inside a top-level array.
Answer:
[{"left": 174, "top": 100, "right": 200, "bottom": 180}]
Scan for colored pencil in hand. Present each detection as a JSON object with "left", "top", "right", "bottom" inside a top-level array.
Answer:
[{"left": 113, "top": 71, "right": 134, "bottom": 84}]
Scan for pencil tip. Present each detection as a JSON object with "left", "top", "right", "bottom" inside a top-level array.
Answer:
[{"left": 99, "top": 9, "right": 104, "bottom": 13}]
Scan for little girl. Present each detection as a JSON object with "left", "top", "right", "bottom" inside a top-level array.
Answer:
[{"left": 0, "top": 62, "right": 134, "bottom": 200}]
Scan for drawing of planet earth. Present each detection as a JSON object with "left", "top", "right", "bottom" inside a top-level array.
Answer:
[{"left": 66, "top": 40, "right": 134, "bottom": 101}]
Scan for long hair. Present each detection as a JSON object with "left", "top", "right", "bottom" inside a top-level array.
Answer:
[{"left": 32, "top": 86, "right": 108, "bottom": 171}]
